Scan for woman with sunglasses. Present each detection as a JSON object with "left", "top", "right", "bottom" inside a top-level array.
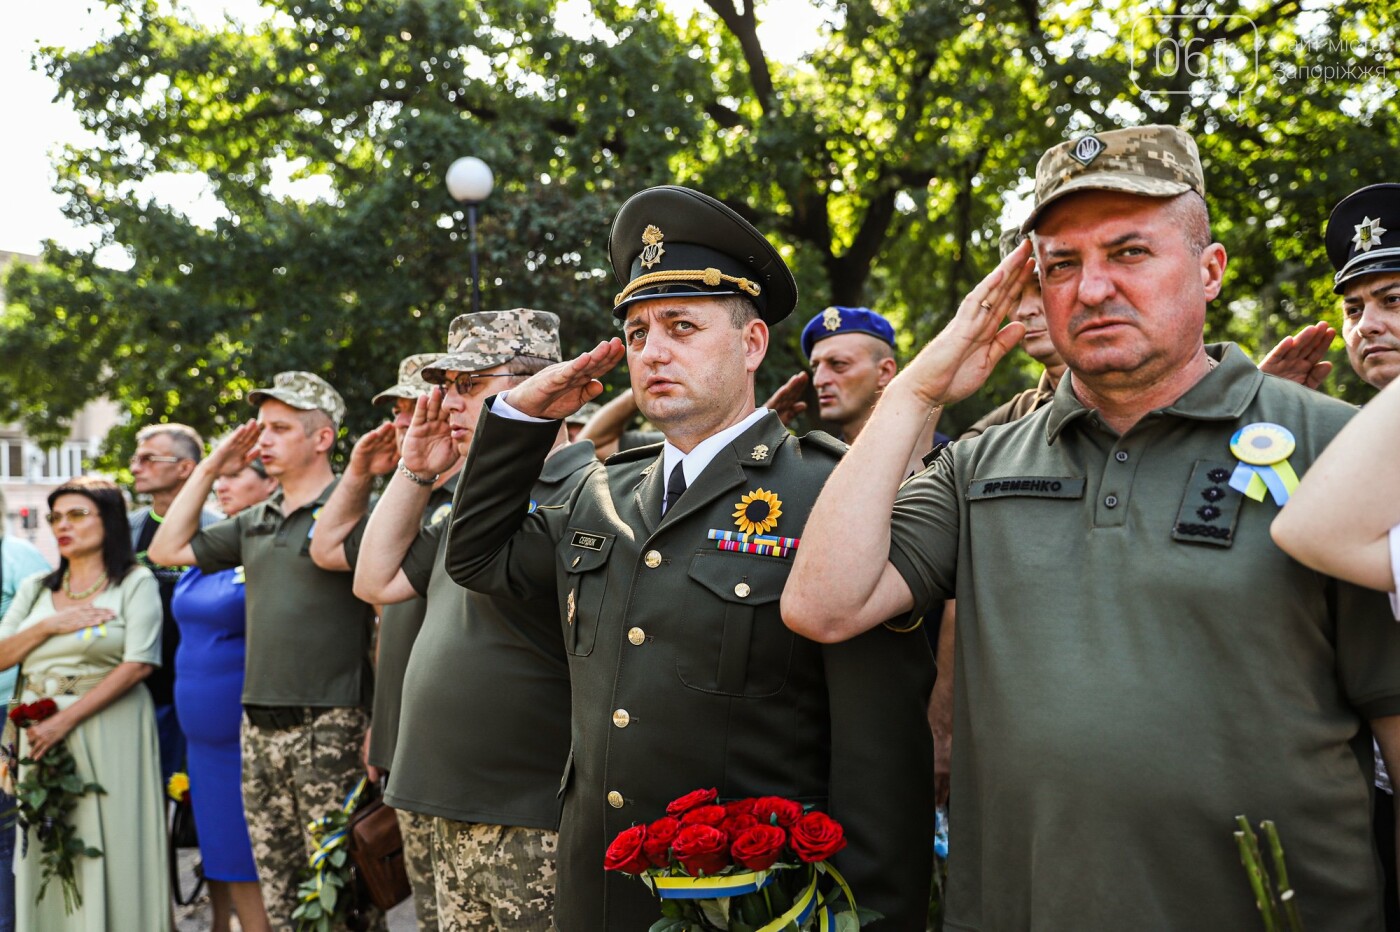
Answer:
[
  {"left": 0, "top": 476, "right": 169, "bottom": 931},
  {"left": 170, "top": 458, "right": 277, "bottom": 932}
]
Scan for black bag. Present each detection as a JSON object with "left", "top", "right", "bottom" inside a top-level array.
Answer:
[{"left": 167, "top": 796, "right": 206, "bottom": 906}]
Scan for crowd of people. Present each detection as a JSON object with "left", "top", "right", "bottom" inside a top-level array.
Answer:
[{"left": 0, "top": 122, "right": 1398, "bottom": 932}]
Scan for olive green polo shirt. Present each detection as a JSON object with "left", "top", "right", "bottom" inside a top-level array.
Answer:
[
  {"left": 889, "top": 343, "right": 1400, "bottom": 931},
  {"left": 191, "top": 478, "right": 375, "bottom": 709},
  {"left": 383, "top": 442, "right": 593, "bottom": 829},
  {"left": 343, "top": 475, "right": 457, "bottom": 770}
]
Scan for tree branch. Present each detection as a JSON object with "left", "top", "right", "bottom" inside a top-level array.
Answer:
[{"left": 703, "top": 0, "right": 775, "bottom": 112}]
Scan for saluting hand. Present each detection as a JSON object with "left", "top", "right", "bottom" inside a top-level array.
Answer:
[
  {"left": 1259, "top": 321, "right": 1336, "bottom": 390},
  {"left": 895, "top": 239, "right": 1035, "bottom": 409},
  {"left": 505, "top": 338, "right": 626, "bottom": 420},
  {"left": 763, "top": 372, "right": 810, "bottom": 425},
  {"left": 205, "top": 419, "right": 263, "bottom": 473},
  {"left": 402, "top": 389, "right": 460, "bottom": 477},
  {"left": 349, "top": 422, "right": 400, "bottom": 477}
]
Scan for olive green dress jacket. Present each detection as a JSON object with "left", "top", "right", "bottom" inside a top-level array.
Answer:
[{"left": 447, "top": 408, "right": 936, "bottom": 931}]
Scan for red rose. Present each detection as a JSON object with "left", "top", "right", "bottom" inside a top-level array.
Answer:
[
  {"left": 721, "top": 813, "right": 759, "bottom": 838},
  {"left": 604, "top": 824, "right": 652, "bottom": 875},
  {"left": 790, "top": 811, "right": 847, "bottom": 863},
  {"left": 31, "top": 698, "right": 58, "bottom": 721},
  {"left": 642, "top": 817, "right": 681, "bottom": 867},
  {"left": 666, "top": 787, "right": 719, "bottom": 816},
  {"left": 671, "top": 824, "right": 731, "bottom": 877},
  {"left": 731, "top": 824, "right": 788, "bottom": 871},
  {"left": 7, "top": 704, "right": 28, "bottom": 726},
  {"left": 751, "top": 796, "right": 803, "bottom": 828},
  {"left": 724, "top": 798, "right": 756, "bottom": 817},
  {"left": 680, "top": 804, "right": 727, "bottom": 827}
]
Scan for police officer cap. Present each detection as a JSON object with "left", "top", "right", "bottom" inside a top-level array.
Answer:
[
  {"left": 800, "top": 306, "right": 896, "bottom": 360},
  {"left": 1326, "top": 184, "right": 1400, "bottom": 294},
  {"left": 609, "top": 185, "right": 798, "bottom": 324}
]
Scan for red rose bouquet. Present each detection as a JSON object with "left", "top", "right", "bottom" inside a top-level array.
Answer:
[
  {"left": 8, "top": 699, "right": 104, "bottom": 913},
  {"left": 605, "top": 787, "right": 879, "bottom": 931}
]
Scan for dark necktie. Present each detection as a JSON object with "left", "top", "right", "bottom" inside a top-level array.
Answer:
[{"left": 663, "top": 460, "right": 687, "bottom": 514}]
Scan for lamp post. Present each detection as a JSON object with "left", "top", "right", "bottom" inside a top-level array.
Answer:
[{"left": 445, "top": 156, "right": 495, "bottom": 315}]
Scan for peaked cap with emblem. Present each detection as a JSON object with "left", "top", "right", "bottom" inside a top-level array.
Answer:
[
  {"left": 248, "top": 371, "right": 346, "bottom": 426},
  {"left": 1021, "top": 124, "right": 1206, "bottom": 234},
  {"left": 608, "top": 185, "right": 798, "bottom": 323},
  {"left": 800, "top": 306, "right": 896, "bottom": 359},
  {"left": 420, "top": 309, "right": 561, "bottom": 384},
  {"left": 372, "top": 353, "right": 443, "bottom": 405},
  {"left": 1326, "top": 184, "right": 1400, "bottom": 294}
]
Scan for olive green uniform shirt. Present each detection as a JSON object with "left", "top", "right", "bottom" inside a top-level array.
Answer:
[
  {"left": 190, "top": 479, "right": 375, "bottom": 708},
  {"left": 343, "top": 476, "right": 457, "bottom": 770},
  {"left": 889, "top": 343, "right": 1400, "bottom": 931},
  {"left": 448, "top": 409, "right": 936, "bottom": 932},
  {"left": 384, "top": 443, "right": 593, "bottom": 828},
  {"left": 958, "top": 369, "right": 1056, "bottom": 440}
]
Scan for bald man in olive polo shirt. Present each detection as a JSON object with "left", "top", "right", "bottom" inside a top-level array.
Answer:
[
  {"left": 150, "top": 372, "right": 382, "bottom": 932},
  {"left": 787, "top": 125, "right": 1400, "bottom": 930}
]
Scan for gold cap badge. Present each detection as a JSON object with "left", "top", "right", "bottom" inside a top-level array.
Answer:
[
  {"left": 822, "top": 307, "right": 842, "bottom": 332},
  {"left": 640, "top": 224, "right": 666, "bottom": 269}
]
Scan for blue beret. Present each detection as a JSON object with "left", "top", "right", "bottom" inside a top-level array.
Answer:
[{"left": 801, "top": 306, "right": 896, "bottom": 360}]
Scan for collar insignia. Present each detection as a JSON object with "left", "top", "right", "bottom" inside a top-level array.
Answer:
[
  {"left": 640, "top": 224, "right": 666, "bottom": 269},
  {"left": 1354, "top": 216, "right": 1388, "bottom": 254},
  {"left": 1069, "top": 135, "right": 1104, "bottom": 166},
  {"left": 822, "top": 307, "right": 842, "bottom": 332},
  {"left": 750, "top": 443, "right": 769, "bottom": 461}
]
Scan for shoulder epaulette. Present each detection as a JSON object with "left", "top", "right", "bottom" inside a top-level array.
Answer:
[
  {"left": 604, "top": 441, "right": 665, "bottom": 466},
  {"left": 796, "top": 430, "right": 848, "bottom": 459}
]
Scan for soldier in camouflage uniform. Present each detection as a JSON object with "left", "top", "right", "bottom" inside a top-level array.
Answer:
[
  {"left": 351, "top": 310, "right": 585, "bottom": 931},
  {"left": 149, "top": 371, "right": 384, "bottom": 932},
  {"left": 309, "top": 352, "right": 454, "bottom": 932}
]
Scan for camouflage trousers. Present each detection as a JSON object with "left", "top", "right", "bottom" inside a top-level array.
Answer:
[
  {"left": 241, "top": 706, "right": 387, "bottom": 932},
  {"left": 431, "top": 818, "right": 558, "bottom": 931},
  {"left": 396, "top": 805, "right": 440, "bottom": 931}
]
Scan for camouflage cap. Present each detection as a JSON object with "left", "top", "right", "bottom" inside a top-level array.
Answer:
[
  {"left": 371, "top": 353, "right": 443, "bottom": 405},
  {"left": 1021, "top": 125, "right": 1205, "bottom": 234},
  {"left": 565, "top": 401, "right": 602, "bottom": 427},
  {"left": 998, "top": 228, "right": 1026, "bottom": 260},
  {"left": 420, "top": 309, "right": 562, "bottom": 384},
  {"left": 247, "top": 371, "right": 346, "bottom": 425}
]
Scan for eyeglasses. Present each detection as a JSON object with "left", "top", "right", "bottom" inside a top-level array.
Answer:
[
  {"left": 442, "top": 373, "right": 518, "bottom": 397},
  {"left": 129, "top": 454, "right": 185, "bottom": 467},
  {"left": 45, "top": 508, "right": 94, "bottom": 525}
]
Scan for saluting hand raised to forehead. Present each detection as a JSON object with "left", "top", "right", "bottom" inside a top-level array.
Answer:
[
  {"left": 503, "top": 338, "right": 626, "bottom": 421},
  {"left": 895, "top": 239, "right": 1036, "bottom": 409},
  {"left": 402, "top": 388, "right": 459, "bottom": 476},
  {"left": 204, "top": 419, "right": 263, "bottom": 473}
]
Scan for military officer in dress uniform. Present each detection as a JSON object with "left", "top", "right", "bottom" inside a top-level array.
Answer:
[{"left": 444, "top": 185, "right": 936, "bottom": 930}]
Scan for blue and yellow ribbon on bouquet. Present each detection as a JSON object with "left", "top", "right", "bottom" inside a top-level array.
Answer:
[
  {"left": 647, "top": 861, "right": 858, "bottom": 931},
  {"left": 301, "top": 776, "right": 367, "bottom": 901},
  {"left": 1228, "top": 423, "right": 1301, "bottom": 506}
]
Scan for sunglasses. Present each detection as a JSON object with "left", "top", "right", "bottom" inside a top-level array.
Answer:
[
  {"left": 46, "top": 507, "right": 94, "bottom": 525},
  {"left": 442, "top": 373, "right": 517, "bottom": 397},
  {"left": 130, "top": 453, "right": 185, "bottom": 467}
]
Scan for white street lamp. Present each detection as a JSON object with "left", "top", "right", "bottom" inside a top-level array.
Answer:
[{"left": 445, "top": 157, "right": 495, "bottom": 314}]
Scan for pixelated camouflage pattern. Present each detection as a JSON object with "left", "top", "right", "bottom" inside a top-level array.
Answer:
[
  {"left": 1022, "top": 125, "right": 1205, "bottom": 233},
  {"left": 395, "top": 806, "right": 440, "bottom": 931},
  {"left": 998, "top": 228, "right": 1026, "bottom": 259},
  {"left": 241, "top": 707, "right": 387, "bottom": 932},
  {"left": 372, "top": 353, "right": 445, "bottom": 405},
  {"left": 565, "top": 401, "right": 601, "bottom": 426},
  {"left": 248, "top": 370, "right": 348, "bottom": 425},
  {"left": 421, "top": 310, "right": 561, "bottom": 384},
  {"left": 430, "top": 818, "right": 557, "bottom": 931}
]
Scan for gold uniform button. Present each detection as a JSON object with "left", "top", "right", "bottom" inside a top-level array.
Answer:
[
  {"left": 612, "top": 709, "right": 631, "bottom": 728},
  {"left": 627, "top": 627, "right": 646, "bottom": 646},
  {"left": 607, "top": 791, "right": 624, "bottom": 808},
  {"left": 644, "top": 550, "right": 662, "bottom": 568},
  {"left": 734, "top": 582, "right": 751, "bottom": 598}
]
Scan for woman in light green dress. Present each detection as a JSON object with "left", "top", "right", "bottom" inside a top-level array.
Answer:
[{"left": 0, "top": 476, "right": 170, "bottom": 931}]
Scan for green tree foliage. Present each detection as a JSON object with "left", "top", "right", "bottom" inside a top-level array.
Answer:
[{"left": 2, "top": 0, "right": 1396, "bottom": 454}]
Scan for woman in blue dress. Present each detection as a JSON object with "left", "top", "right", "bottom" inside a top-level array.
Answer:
[{"left": 172, "top": 458, "right": 277, "bottom": 932}]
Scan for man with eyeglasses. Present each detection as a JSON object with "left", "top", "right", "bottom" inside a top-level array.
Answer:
[
  {"left": 326, "top": 311, "right": 584, "bottom": 930},
  {"left": 128, "top": 423, "right": 218, "bottom": 785}
]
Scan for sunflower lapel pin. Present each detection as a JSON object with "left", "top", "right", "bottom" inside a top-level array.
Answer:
[{"left": 706, "top": 489, "right": 801, "bottom": 558}]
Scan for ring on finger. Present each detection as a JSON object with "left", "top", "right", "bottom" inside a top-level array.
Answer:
[{"left": 979, "top": 300, "right": 993, "bottom": 311}]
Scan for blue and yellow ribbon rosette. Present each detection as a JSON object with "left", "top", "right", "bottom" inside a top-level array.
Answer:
[{"left": 1228, "top": 423, "right": 1300, "bottom": 506}]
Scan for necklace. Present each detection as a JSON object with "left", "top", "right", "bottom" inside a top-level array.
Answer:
[{"left": 62, "top": 569, "right": 108, "bottom": 601}]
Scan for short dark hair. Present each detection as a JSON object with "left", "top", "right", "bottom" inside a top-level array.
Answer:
[
  {"left": 1165, "top": 191, "right": 1212, "bottom": 256},
  {"left": 42, "top": 476, "right": 138, "bottom": 591},
  {"left": 135, "top": 423, "right": 204, "bottom": 461},
  {"left": 718, "top": 295, "right": 760, "bottom": 328}
]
